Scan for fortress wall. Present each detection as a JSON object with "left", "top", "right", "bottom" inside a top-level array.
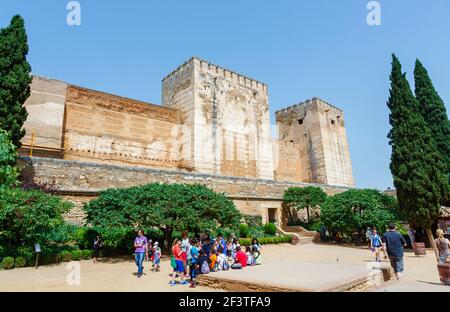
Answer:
[
  {"left": 275, "top": 98, "right": 354, "bottom": 187},
  {"left": 162, "top": 57, "right": 274, "bottom": 179},
  {"left": 22, "top": 76, "right": 67, "bottom": 149},
  {"left": 272, "top": 139, "right": 303, "bottom": 182},
  {"left": 63, "top": 86, "right": 180, "bottom": 169},
  {"left": 18, "top": 157, "right": 350, "bottom": 224}
]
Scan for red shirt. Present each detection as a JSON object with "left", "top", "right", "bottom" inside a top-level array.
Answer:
[
  {"left": 235, "top": 251, "right": 247, "bottom": 267},
  {"left": 173, "top": 245, "right": 183, "bottom": 261}
]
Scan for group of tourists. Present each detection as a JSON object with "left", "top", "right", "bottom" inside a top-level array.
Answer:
[
  {"left": 170, "top": 231, "right": 263, "bottom": 288},
  {"left": 130, "top": 230, "right": 263, "bottom": 287}
]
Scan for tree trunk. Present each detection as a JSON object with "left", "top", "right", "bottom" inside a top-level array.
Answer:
[
  {"left": 163, "top": 228, "right": 173, "bottom": 255},
  {"left": 306, "top": 207, "right": 310, "bottom": 223},
  {"left": 425, "top": 227, "right": 436, "bottom": 250}
]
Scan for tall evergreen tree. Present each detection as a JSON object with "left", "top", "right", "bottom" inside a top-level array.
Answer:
[
  {"left": 0, "top": 15, "right": 32, "bottom": 148},
  {"left": 414, "top": 59, "right": 450, "bottom": 205},
  {"left": 387, "top": 54, "right": 448, "bottom": 247}
]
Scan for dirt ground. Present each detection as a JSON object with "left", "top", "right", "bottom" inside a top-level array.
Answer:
[{"left": 0, "top": 243, "right": 445, "bottom": 292}]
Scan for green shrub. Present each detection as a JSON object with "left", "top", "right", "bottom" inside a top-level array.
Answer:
[
  {"left": 85, "top": 183, "right": 241, "bottom": 252},
  {"left": 81, "top": 250, "right": 91, "bottom": 260},
  {"left": 248, "top": 226, "right": 265, "bottom": 238},
  {"left": 243, "top": 215, "right": 263, "bottom": 228},
  {"left": 239, "top": 238, "right": 251, "bottom": 246},
  {"left": 14, "top": 256, "right": 27, "bottom": 268},
  {"left": 239, "top": 224, "right": 250, "bottom": 238},
  {"left": 71, "top": 250, "right": 82, "bottom": 261},
  {"left": 60, "top": 251, "right": 71, "bottom": 262},
  {"left": 1, "top": 257, "right": 14, "bottom": 269},
  {"left": 264, "top": 223, "right": 277, "bottom": 236},
  {"left": 0, "top": 188, "right": 73, "bottom": 247}
]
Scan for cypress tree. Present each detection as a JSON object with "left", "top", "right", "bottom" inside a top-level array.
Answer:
[
  {"left": 0, "top": 15, "right": 32, "bottom": 148},
  {"left": 387, "top": 54, "right": 448, "bottom": 247},
  {"left": 414, "top": 59, "right": 450, "bottom": 205}
]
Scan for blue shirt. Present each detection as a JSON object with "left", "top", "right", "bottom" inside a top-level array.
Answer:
[
  {"left": 371, "top": 234, "right": 381, "bottom": 247},
  {"left": 382, "top": 231, "right": 406, "bottom": 257},
  {"left": 202, "top": 242, "right": 212, "bottom": 256},
  {"left": 190, "top": 246, "right": 199, "bottom": 264}
]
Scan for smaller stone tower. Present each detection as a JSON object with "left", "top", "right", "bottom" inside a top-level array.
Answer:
[{"left": 275, "top": 97, "right": 354, "bottom": 187}]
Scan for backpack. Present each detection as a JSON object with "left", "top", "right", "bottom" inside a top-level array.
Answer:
[
  {"left": 201, "top": 260, "right": 210, "bottom": 274},
  {"left": 170, "top": 256, "right": 177, "bottom": 270}
]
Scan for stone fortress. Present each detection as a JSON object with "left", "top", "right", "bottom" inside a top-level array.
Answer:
[{"left": 19, "top": 57, "right": 354, "bottom": 227}]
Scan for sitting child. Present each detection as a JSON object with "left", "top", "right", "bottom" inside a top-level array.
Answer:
[
  {"left": 253, "top": 246, "right": 262, "bottom": 265},
  {"left": 197, "top": 250, "right": 211, "bottom": 274},
  {"left": 246, "top": 246, "right": 255, "bottom": 266},
  {"left": 216, "top": 247, "right": 229, "bottom": 270},
  {"left": 209, "top": 249, "right": 218, "bottom": 272}
]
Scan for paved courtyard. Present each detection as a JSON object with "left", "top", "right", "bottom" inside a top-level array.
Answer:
[{"left": 0, "top": 243, "right": 448, "bottom": 292}]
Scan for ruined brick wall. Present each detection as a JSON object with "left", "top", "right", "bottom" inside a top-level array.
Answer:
[
  {"left": 63, "top": 86, "right": 180, "bottom": 169},
  {"left": 275, "top": 98, "right": 354, "bottom": 187},
  {"left": 21, "top": 76, "right": 67, "bottom": 151},
  {"left": 162, "top": 57, "right": 274, "bottom": 180},
  {"left": 18, "top": 157, "right": 350, "bottom": 223}
]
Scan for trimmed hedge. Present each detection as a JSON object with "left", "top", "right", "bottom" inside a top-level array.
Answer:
[
  {"left": 71, "top": 250, "right": 82, "bottom": 261},
  {"left": 264, "top": 223, "right": 277, "bottom": 236},
  {"left": 60, "top": 251, "right": 72, "bottom": 262},
  {"left": 81, "top": 250, "right": 91, "bottom": 260},
  {"left": 239, "top": 224, "right": 250, "bottom": 238},
  {"left": 1, "top": 257, "right": 15, "bottom": 270},
  {"left": 14, "top": 256, "right": 27, "bottom": 268},
  {"left": 238, "top": 235, "right": 292, "bottom": 246}
]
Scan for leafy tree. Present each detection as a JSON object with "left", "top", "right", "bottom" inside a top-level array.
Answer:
[
  {"left": 84, "top": 183, "right": 242, "bottom": 252},
  {"left": 0, "top": 15, "right": 32, "bottom": 147},
  {"left": 320, "top": 189, "right": 398, "bottom": 236},
  {"left": 414, "top": 59, "right": 450, "bottom": 205},
  {"left": 387, "top": 55, "right": 448, "bottom": 246},
  {"left": 283, "top": 186, "right": 327, "bottom": 222},
  {"left": 0, "top": 188, "right": 73, "bottom": 248},
  {"left": 0, "top": 129, "right": 18, "bottom": 189}
]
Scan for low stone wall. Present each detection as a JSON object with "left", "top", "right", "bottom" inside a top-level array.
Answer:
[{"left": 18, "top": 156, "right": 352, "bottom": 224}]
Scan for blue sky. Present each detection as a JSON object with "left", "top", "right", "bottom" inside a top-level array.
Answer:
[{"left": 1, "top": 0, "right": 449, "bottom": 189}]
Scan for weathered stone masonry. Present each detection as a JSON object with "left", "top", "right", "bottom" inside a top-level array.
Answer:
[
  {"left": 19, "top": 157, "right": 350, "bottom": 225},
  {"left": 19, "top": 56, "right": 355, "bottom": 223}
]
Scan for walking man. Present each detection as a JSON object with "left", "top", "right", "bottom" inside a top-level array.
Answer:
[
  {"left": 134, "top": 230, "right": 148, "bottom": 278},
  {"left": 382, "top": 223, "right": 407, "bottom": 280}
]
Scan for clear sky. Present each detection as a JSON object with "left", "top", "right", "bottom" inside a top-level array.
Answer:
[{"left": 1, "top": 0, "right": 449, "bottom": 189}]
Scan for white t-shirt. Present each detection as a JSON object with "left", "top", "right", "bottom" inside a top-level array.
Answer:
[{"left": 217, "top": 254, "right": 227, "bottom": 270}]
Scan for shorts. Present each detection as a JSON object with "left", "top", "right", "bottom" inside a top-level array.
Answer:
[
  {"left": 175, "top": 260, "right": 184, "bottom": 273},
  {"left": 389, "top": 256, "right": 404, "bottom": 273}
]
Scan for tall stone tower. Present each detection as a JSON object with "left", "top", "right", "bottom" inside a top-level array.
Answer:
[
  {"left": 162, "top": 57, "right": 274, "bottom": 180},
  {"left": 275, "top": 98, "right": 354, "bottom": 187}
]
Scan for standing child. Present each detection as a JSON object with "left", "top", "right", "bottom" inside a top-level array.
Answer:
[
  {"left": 370, "top": 228, "right": 383, "bottom": 262},
  {"left": 170, "top": 239, "right": 188, "bottom": 286},
  {"left": 189, "top": 239, "right": 200, "bottom": 288},
  {"left": 152, "top": 242, "right": 161, "bottom": 272}
]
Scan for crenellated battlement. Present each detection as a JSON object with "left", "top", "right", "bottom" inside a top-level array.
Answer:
[
  {"left": 163, "top": 56, "right": 267, "bottom": 92},
  {"left": 275, "top": 97, "right": 343, "bottom": 114}
]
